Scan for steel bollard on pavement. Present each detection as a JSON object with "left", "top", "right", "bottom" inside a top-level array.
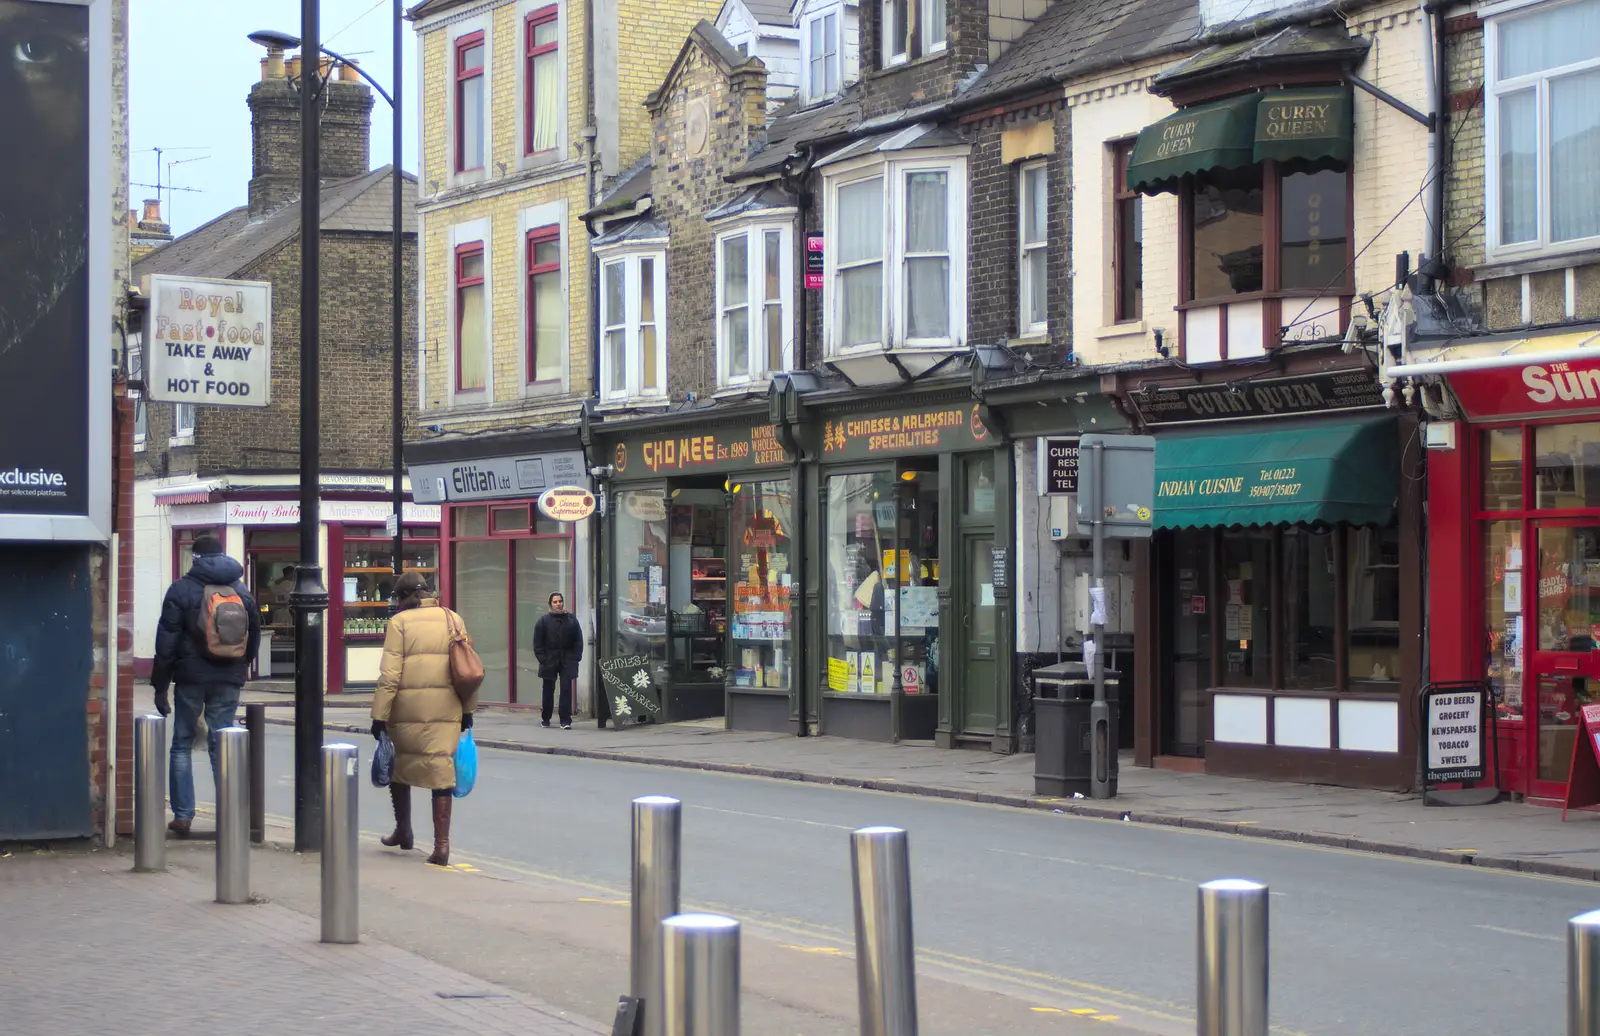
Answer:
[
  {"left": 1569, "top": 909, "right": 1600, "bottom": 1034},
  {"left": 1197, "top": 879, "right": 1269, "bottom": 1036},
  {"left": 851, "top": 826, "right": 919, "bottom": 1036},
  {"left": 215, "top": 727, "right": 251, "bottom": 904},
  {"left": 245, "top": 703, "right": 266, "bottom": 844},
  {"left": 134, "top": 714, "right": 167, "bottom": 873},
  {"left": 631, "top": 795, "right": 683, "bottom": 1036},
  {"left": 662, "top": 913, "right": 740, "bottom": 1036},
  {"left": 321, "top": 742, "right": 360, "bottom": 944}
]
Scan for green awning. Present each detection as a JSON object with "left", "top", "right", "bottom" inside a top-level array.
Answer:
[
  {"left": 1253, "top": 89, "right": 1353, "bottom": 166},
  {"left": 1125, "top": 94, "right": 1261, "bottom": 196},
  {"left": 1153, "top": 416, "right": 1397, "bottom": 529}
]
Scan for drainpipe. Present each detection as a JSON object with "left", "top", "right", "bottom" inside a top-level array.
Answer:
[
  {"left": 777, "top": 152, "right": 816, "bottom": 736},
  {"left": 1424, "top": 2, "right": 1449, "bottom": 274}
]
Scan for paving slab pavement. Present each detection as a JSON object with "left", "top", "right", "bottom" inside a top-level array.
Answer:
[
  {"left": 0, "top": 844, "right": 608, "bottom": 1036},
  {"left": 157, "top": 684, "right": 1600, "bottom": 881}
]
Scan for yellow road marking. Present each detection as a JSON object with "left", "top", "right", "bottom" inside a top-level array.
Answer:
[
  {"left": 1030, "top": 1006, "right": 1063, "bottom": 1014},
  {"left": 780, "top": 944, "right": 849, "bottom": 956},
  {"left": 1094, "top": 1015, "right": 1121, "bottom": 1022}
]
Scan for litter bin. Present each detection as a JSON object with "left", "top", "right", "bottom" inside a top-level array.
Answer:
[{"left": 1032, "top": 661, "right": 1119, "bottom": 797}]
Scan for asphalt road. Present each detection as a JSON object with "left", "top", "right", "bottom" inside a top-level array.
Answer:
[{"left": 222, "top": 727, "right": 1595, "bottom": 1035}]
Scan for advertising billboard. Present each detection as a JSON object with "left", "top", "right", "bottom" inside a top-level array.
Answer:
[{"left": 0, "top": 0, "right": 111, "bottom": 542}]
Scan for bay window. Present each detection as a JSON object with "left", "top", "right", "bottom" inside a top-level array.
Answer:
[
  {"left": 716, "top": 225, "right": 792, "bottom": 387},
  {"left": 1018, "top": 160, "right": 1048, "bottom": 334},
  {"left": 526, "top": 225, "right": 563, "bottom": 385},
  {"left": 455, "top": 32, "right": 486, "bottom": 173},
  {"left": 805, "top": 9, "right": 840, "bottom": 102},
  {"left": 598, "top": 250, "right": 667, "bottom": 403},
  {"left": 525, "top": 6, "right": 561, "bottom": 156},
  {"left": 824, "top": 154, "right": 967, "bottom": 354},
  {"left": 1487, "top": 0, "right": 1600, "bottom": 255},
  {"left": 455, "top": 243, "right": 486, "bottom": 393},
  {"left": 1186, "top": 165, "right": 1350, "bottom": 301}
]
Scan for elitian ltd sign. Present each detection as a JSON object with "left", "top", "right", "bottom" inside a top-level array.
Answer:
[
  {"left": 407, "top": 449, "right": 587, "bottom": 503},
  {"left": 1132, "top": 371, "right": 1386, "bottom": 425},
  {"left": 146, "top": 274, "right": 273, "bottom": 407}
]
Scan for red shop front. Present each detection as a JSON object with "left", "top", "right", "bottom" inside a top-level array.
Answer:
[{"left": 1423, "top": 339, "right": 1600, "bottom": 802}]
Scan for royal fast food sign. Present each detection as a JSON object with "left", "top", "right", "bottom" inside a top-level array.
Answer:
[{"left": 146, "top": 274, "right": 272, "bottom": 408}]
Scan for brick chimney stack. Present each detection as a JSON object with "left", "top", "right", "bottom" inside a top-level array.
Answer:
[
  {"left": 246, "top": 45, "right": 376, "bottom": 217},
  {"left": 129, "top": 198, "right": 174, "bottom": 263}
]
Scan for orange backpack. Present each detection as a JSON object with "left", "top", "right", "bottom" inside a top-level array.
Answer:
[{"left": 197, "top": 584, "right": 250, "bottom": 660}]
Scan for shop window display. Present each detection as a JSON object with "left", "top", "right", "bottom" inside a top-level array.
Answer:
[
  {"left": 825, "top": 469, "right": 940, "bottom": 697},
  {"left": 615, "top": 489, "right": 670, "bottom": 683},
  {"left": 1347, "top": 527, "right": 1400, "bottom": 684},
  {"left": 667, "top": 491, "right": 729, "bottom": 680},
  {"left": 1484, "top": 519, "right": 1525, "bottom": 720},
  {"left": 1221, "top": 532, "right": 1273, "bottom": 687},
  {"left": 729, "top": 480, "right": 793, "bottom": 690}
]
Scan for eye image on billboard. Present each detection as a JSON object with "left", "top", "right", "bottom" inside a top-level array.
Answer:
[{"left": 0, "top": 0, "right": 89, "bottom": 519}]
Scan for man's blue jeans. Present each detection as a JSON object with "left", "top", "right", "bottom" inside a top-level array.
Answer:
[{"left": 170, "top": 683, "right": 242, "bottom": 822}]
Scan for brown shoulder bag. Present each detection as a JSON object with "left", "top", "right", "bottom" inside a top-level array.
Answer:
[{"left": 444, "top": 609, "right": 486, "bottom": 703}]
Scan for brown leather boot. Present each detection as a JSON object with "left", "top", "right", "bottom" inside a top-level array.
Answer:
[
  {"left": 426, "top": 793, "right": 452, "bottom": 867},
  {"left": 380, "top": 782, "right": 413, "bottom": 850}
]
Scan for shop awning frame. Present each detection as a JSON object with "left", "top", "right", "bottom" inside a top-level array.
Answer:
[
  {"left": 1387, "top": 331, "right": 1600, "bottom": 378},
  {"left": 1125, "top": 94, "right": 1261, "bottom": 196},
  {"left": 1153, "top": 415, "right": 1398, "bottom": 529},
  {"left": 1252, "top": 88, "right": 1353, "bottom": 167}
]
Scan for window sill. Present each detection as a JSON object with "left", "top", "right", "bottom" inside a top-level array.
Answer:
[
  {"left": 713, "top": 382, "right": 770, "bottom": 400},
  {"left": 1095, "top": 321, "right": 1147, "bottom": 339},
  {"left": 1007, "top": 334, "right": 1049, "bottom": 349},
  {"left": 1176, "top": 290, "right": 1349, "bottom": 312},
  {"left": 1473, "top": 245, "right": 1600, "bottom": 281},
  {"left": 168, "top": 435, "right": 194, "bottom": 448},
  {"left": 523, "top": 379, "right": 566, "bottom": 398},
  {"left": 134, "top": 440, "right": 146, "bottom": 453},
  {"left": 594, "top": 397, "right": 671, "bottom": 414}
]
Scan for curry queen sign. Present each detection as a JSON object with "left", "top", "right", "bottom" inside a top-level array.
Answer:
[{"left": 146, "top": 274, "right": 272, "bottom": 408}]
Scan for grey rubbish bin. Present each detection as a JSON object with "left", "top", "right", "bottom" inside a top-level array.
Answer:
[{"left": 1032, "top": 661, "right": 1119, "bottom": 797}]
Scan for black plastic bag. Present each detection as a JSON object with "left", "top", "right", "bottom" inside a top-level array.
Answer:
[{"left": 371, "top": 731, "right": 395, "bottom": 788}]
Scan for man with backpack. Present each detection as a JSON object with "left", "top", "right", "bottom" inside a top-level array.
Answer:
[{"left": 150, "top": 534, "right": 261, "bottom": 836}]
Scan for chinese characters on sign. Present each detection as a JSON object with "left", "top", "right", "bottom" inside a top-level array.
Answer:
[
  {"left": 822, "top": 403, "right": 989, "bottom": 459},
  {"left": 600, "top": 654, "right": 661, "bottom": 719}
]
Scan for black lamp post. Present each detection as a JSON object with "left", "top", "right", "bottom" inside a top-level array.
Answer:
[{"left": 251, "top": 3, "right": 405, "bottom": 853}]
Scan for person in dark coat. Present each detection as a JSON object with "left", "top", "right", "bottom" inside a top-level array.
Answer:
[
  {"left": 532, "top": 591, "right": 582, "bottom": 729},
  {"left": 150, "top": 535, "right": 261, "bottom": 836}
]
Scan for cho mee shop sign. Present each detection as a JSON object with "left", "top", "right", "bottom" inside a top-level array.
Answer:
[
  {"left": 146, "top": 274, "right": 272, "bottom": 407},
  {"left": 611, "top": 423, "right": 790, "bottom": 475},
  {"left": 1446, "top": 356, "right": 1600, "bottom": 418},
  {"left": 823, "top": 403, "right": 989, "bottom": 460}
]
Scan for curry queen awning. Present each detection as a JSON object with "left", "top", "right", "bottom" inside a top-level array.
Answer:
[
  {"left": 1153, "top": 416, "right": 1397, "bottom": 529},
  {"left": 1127, "top": 89, "right": 1354, "bottom": 195}
]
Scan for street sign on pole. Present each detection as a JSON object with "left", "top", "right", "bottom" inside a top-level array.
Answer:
[{"left": 1076, "top": 434, "right": 1155, "bottom": 801}]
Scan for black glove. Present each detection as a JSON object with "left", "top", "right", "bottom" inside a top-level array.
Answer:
[
  {"left": 460, "top": 712, "right": 474, "bottom": 731},
  {"left": 371, "top": 719, "right": 387, "bottom": 740},
  {"left": 153, "top": 688, "right": 171, "bottom": 717}
]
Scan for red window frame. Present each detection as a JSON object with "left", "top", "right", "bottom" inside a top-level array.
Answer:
[
  {"left": 455, "top": 31, "right": 486, "bottom": 173},
  {"left": 526, "top": 225, "right": 561, "bottom": 384},
  {"left": 455, "top": 242, "right": 485, "bottom": 393},
  {"left": 524, "top": 6, "right": 560, "bottom": 156}
]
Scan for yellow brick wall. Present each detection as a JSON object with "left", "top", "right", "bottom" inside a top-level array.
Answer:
[
  {"left": 415, "top": 1, "right": 597, "bottom": 429},
  {"left": 614, "top": 0, "right": 722, "bottom": 169}
]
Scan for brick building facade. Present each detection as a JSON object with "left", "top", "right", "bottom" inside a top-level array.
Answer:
[{"left": 128, "top": 52, "right": 421, "bottom": 687}]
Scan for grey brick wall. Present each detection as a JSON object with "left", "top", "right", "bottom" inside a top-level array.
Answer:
[{"left": 248, "top": 76, "right": 374, "bottom": 216}]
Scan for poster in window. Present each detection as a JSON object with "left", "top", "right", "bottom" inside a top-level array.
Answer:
[
  {"left": 0, "top": 0, "right": 109, "bottom": 541},
  {"left": 1504, "top": 570, "right": 1522, "bottom": 614}
]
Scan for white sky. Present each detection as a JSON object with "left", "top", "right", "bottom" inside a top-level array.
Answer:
[{"left": 130, "top": 0, "right": 422, "bottom": 236}]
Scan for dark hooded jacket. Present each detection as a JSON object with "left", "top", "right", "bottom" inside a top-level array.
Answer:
[
  {"left": 151, "top": 553, "right": 262, "bottom": 691},
  {"left": 532, "top": 610, "right": 583, "bottom": 680}
]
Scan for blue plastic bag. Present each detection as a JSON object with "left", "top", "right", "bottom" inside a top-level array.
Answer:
[
  {"left": 453, "top": 729, "right": 477, "bottom": 798},
  {"left": 370, "top": 731, "right": 395, "bottom": 788}
]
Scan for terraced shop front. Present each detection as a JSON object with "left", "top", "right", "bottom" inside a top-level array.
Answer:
[{"left": 1118, "top": 352, "right": 1425, "bottom": 790}]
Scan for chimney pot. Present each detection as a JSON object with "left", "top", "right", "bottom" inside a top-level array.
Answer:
[
  {"left": 340, "top": 61, "right": 360, "bottom": 83},
  {"left": 285, "top": 54, "right": 301, "bottom": 80},
  {"left": 262, "top": 49, "right": 285, "bottom": 80},
  {"left": 142, "top": 199, "right": 162, "bottom": 223}
]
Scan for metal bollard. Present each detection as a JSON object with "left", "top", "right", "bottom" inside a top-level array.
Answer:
[
  {"left": 632, "top": 796, "right": 683, "bottom": 1036},
  {"left": 321, "top": 742, "right": 360, "bottom": 944},
  {"left": 851, "top": 827, "right": 918, "bottom": 1036},
  {"left": 1197, "top": 879, "right": 1269, "bottom": 1036},
  {"left": 215, "top": 727, "right": 250, "bottom": 904},
  {"left": 662, "top": 913, "right": 740, "bottom": 1036},
  {"left": 133, "top": 714, "right": 167, "bottom": 873},
  {"left": 1569, "top": 909, "right": 1600, "bottom": 1034},
  {"left": 245, "top": 703, "right": 266, "bottom": 844}
]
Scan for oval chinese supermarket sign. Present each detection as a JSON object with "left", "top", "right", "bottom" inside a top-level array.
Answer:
[
  {"left": 1447, "top": 357, "right": 1600, "bottom": 419},
  {"left": 537, "top": 485, "right": 596, "bottom": 522}
]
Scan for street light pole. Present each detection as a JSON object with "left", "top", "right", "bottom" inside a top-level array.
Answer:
[
  {"left": 390, "top": 0, "right": 405, "bottom": 583},
  {"left": 292, "top": 0, "right": 328, "bottom": 854}
]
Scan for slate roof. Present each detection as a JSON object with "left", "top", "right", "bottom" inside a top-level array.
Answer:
[
  {"left": 592, "top": 213, "right": 670, "bottom": 248},
  {"left": 133, "top": 166, "right": 416, "bottom": 282},
  {"left": 959, "top": 0, "right": 1202, "bottom": 106},
  {"left": 730, "top": 0, "right": 796, "bottom": 27},
  {"left": 733, "top": 93, "right": 863, "bottom": 178},
  {"left": 704, "top": 182, "right": 793, "bottom": 221},
  {"left": 1154, "top": 23, "right": 1370, "bottom": 90}
]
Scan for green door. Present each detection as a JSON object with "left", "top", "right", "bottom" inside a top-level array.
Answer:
[{"left": 960, "top": 533, "right": 999, "bottom": 734}]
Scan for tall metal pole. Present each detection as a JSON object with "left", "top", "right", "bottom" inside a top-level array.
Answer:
[
  {"left": 215, "top": 727, "right": 251, "bottom": 904},
  {"left": 293, "top": 0, "right": 330, "bottom": 853},
  {"left": 1089, "top": 439, "right": 1114, "bottom": 799},
  {"left": 246, "top": 702, "right": 266, "bottom": 844},
  {"left": 1197, "top": 879, "right": 1269, "bottom": 1036},
  {"left": 662, "top": 914, "right": 741, "bottom": 1036},
  {"left": 632, "top": 796, "right": 683, "bottom": 1036},
  {"left": 390, "top": 0, "right": 405, "bottom": 582},
  {"left": 321, "top": 742, "right": 360, "bottom": 944},
  {"left": 133, "top": 714, "right": 166, "bottom": 873},
  {"left": 851, "top": 826, "right": 918, "bottom": 1036}
]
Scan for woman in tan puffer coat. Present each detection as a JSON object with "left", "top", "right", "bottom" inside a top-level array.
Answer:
[{"left": 371, "top": 572, "right": 477, "bottom": 866}]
